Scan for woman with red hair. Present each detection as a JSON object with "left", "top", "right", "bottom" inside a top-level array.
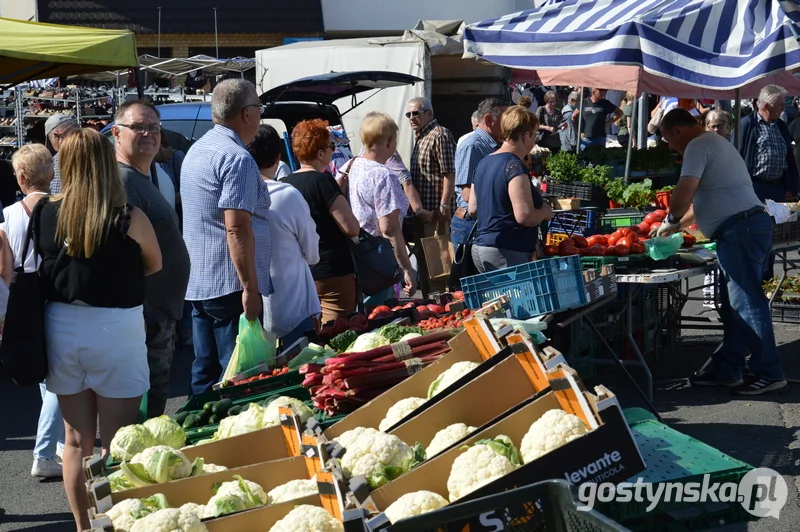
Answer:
[{"left": 283, "top": 119, "right": 361, "bottom": 322}]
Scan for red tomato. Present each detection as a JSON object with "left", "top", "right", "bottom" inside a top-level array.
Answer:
[
  {"left": 404, "top": 302, "right": 416, "bottom": 309},
  {"left": 373, "top": 305, "right": 391, "bottom": 314},
  {"left": 632, "top": 242, "right": 645, "bottom": 254},
  {"left": 589, "top": 245, "right": 607, "bottom": 256},
  {"left": 416, "top": 305, "right": 430, "bottom": 313},
  {"left": 544, "top": 245, "right": 560, "bottom": 256},
  {"left": 644, "top": 212, "right": 664, "bottom": 225},
  {"left": 453, "top": 291, "right": 465, "bottom": 301},
  {"left": 392, "top": 306, "right": 404, "bottom": 311},
  {"left": 627, "top": 226, "right": 642, "bottom": 235},
  {"left": 682, "top": 234, "right": 697, "bottom": 247},
  {"left": 586, "top": 235, "right": 606, "bottom": 247},
  {"left": 617, "top": 237, "right": 634, "bottom": 248},
  {"left": 649, "top": 221, "right": 662, "bottom": 234},
  {"left": 558, "top": 238, "right": 575, "bottom": 249},
  {"left": 618, "top": 228, "right": 633, "bottom": 238},
  {"left": 572, "top": 235, "right": 588, "bottom": 248},
  {"left": 614, "top": 244, "right": 631, "bottom": 256},
  {"left": 607, "top": 233, "right": 621, "bottom": 246},
  {"left": 637, "top": 222, "right": 651, "bottom": 234},
  {"left": 654, "top": 209, "right": 668, "bottom": 219},
  {"left": 427, "top": 304, "right": 446, "bottom": 315},
  {"left": 628, "top": 233, "right": 639, "bottom": 243},
  {"left": 577, "top": 248, "right": 592, "bottom": 256},
  {"left": 559, "top": 246, "right": 580, "bottom": 256}
]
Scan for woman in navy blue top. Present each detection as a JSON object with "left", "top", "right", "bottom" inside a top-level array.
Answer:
[{"left": 468, "top": 106, "right": 553, "bottom": 272}]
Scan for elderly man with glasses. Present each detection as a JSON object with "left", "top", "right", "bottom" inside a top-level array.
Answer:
[
  {"left": 407, "top": 96, "right": 457, "bottom": 297},
  {"left": 112, "top": 100, "right": 190, "bottom": 417},
  {"left": 181, "top": 79, "right": 273, "bottom": 394},
  {"left": 43, "top": 114, "right": 80, "bottom": 194}
]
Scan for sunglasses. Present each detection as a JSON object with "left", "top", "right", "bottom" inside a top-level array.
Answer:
[{"left": 405, "top": 110, "right": 428, "bottom": 118}]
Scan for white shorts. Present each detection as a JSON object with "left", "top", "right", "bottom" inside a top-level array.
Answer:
[{"left": 44, "top": 302, "right": 149, "bottom": 399}]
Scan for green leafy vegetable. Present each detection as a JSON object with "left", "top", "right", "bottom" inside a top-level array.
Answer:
[
  {"left": 377, "top": 324, "right": 424, "bottom": 343},
  {"left": 329, "top": 330, "right": 359, "bottom": 353},
  {"left": 621, "top": 178, "right": 656, "bottom": 208}
]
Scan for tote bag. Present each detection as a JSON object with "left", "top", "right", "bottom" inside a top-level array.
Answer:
[{"left": 0, "top": 200, "right": 47, "bottom": 386}]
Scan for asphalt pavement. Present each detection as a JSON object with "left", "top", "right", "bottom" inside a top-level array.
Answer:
[{"left": 1, "top": 272, "right": 800, "bottom": 531}]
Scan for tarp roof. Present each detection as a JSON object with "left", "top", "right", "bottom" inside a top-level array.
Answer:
[
  {"left": 81, "top": 54, "right": 256, "bottom": 82},
  {"left": 0, "top": 17, "right": 139, "bottom": 85}
]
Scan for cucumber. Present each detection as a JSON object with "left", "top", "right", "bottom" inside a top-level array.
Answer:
[
  {"left": 182, "top": 414, "right": 200, "bottom": 430},
  {"left": 209, "top": 414, "right": 220, "bottom": 425},
  {"left": 212, "top": 398, "right": 233, "bottom": 417},
  {"left": 202, "top": 401, "right": 216, "bottom": 413},
  {"left": 173, "top": 412, "right": 190, "bottom": 425},
  {"left": 197, "top": 410, "right": 211, "bottom": 425},
  {"left": 226, "top": 405, "right": 243, "bottom": 416}
]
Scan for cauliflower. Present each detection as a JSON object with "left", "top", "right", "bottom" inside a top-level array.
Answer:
[
  {"left": 130, "top": 507, "right": 208, "bottom": 532},
  {"left": 216, "top": 476, "right": 268, "bottom": 505},
  {"left": 428, "top": 361, "right": 480, "bottom": 398},
  {"left": 378, "top": 397, "right": 427, "bottom": 431},
  {"left": 426, "top": 423, "right": 477, "bottom": 458},
  {"left": 520, "top": 409, "right": 589, "bottom": 463},
  {"left": 268, "top": 479, "right": 319, "bottom": 504},
  {"left": 144, "top": 416, "right": 187, "bottom": 450},
  {"left": 216, "top": 403, "right": 266, "bottom": 439},
  {"left": 263, "top": 396, "right": 315, "bottom": 426},
  {"left": 107, "top": 469, "right": 134, "bottom": 492},
  {"left": 201, "top": 463, "right": 228, "bottom": 474},
  {"left": 269, "top": 505, "right": 344, "bottom": 532},
  {"left": 333, "top": 427, "right": 378, "bottom": 451},
  {"left": 384, "top": 490, "right": 449, "bottom": 523},
  {"left": 123, "top": 445, "right": 193, "bottom": 485},
  {"left": 447, "top": 435, "right": 521, "bottom": 502},
  {"left": 338, "top": 428, "right": 414, "bottom": 488},
  {"left": 179, "top": 503, "right": 205, "bottom": 519},
  {"left": 105, "top": 494, "right": 171, "bottom": 532},
  {"left": 110, "top": 424, "right": 157, "bottom": 461}
]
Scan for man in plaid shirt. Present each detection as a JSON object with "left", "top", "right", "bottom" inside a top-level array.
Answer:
[{"left": 407, "top": 97, "right": 457, "bottom": 296}]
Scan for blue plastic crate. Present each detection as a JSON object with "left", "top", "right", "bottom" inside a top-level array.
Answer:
[
  {"left": 547, "top": 209, "right": 598, "bottom": 236},
  {"left": 461, "top": 256, "right": 587, "bottom": 319}
]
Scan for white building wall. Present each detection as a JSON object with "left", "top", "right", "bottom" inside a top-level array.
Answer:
[
  {"left": 321, "top": 0, "right": 530, "bottom": 33},
  {"left": 0, "top": 0, "right": 37, "bottom": 21}
]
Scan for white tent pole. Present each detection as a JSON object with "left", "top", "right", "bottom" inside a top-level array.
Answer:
[
  {"left": 576, "top": 87, "right": 584, "bottom": 154},
  {"left": 637, "top": 93, "right": 647, "bottom": 150},
  {"left": 624, "top": 96, "right": 637, "bottom": 183},
  {"left": 734, "top": 87, "right": 742, "bottom": 151},
  {"left": 214, "top": 8, "right": 219, "bottom": 58}
]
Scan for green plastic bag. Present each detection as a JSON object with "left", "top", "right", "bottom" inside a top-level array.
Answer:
[
  {"left": 645, "top": 232, "right": 683, "bottom": 260},
  {"left": 236, "top": 314, "right": 276, "bottom": 371}
]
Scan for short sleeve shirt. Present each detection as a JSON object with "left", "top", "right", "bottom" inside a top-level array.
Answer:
[
  {"left": 680, "top": 132, "right": 764, "bottom": 236},
  {"left": 181, "top": 125, "right": 272, "bottom": 300},
  {"left": 455, "top": 128, "right": 498, "bottom": 210},
  {"left": 410, "top": 120, "right": 457, "bottom": 212},
  {"left": 580, "top": 98, "right": 618, "bottom": 139},
  {"left": 340, "top": 158, "right": 410, "bottom": 237},
  {"left": 283, "top": 170, "right": 355, "bottom": 280}
]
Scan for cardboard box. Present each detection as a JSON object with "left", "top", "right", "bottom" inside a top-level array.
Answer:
[
  {"left": 583, "top": 265, "right": 618, "bottom": 303},
  {"left": 388, "top": 352, "right": 548, "bottom": 455},
  {"left": 323, "top": 330, "right": 509, "bottom": 440},
  {"left": 204, "top": 496, "right": 323, "bottom": 531},
  {"left": 366, "top": 377, "right": 645, "bottom": 517}
]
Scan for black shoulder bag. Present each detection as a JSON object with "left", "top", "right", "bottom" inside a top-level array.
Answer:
[
  {"left": 338, "top": 158, "right": 403, "bottom": 298},
  {"left": 0, "top": 199, "right": 48, "bottom": 386}
]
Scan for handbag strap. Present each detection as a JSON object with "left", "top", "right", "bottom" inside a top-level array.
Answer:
[
  {"left": 337, "top": 156, "right": 359, "bottom": 197},
  {"left": 20, "top": 197, "right": 48, "bottom": 273}
]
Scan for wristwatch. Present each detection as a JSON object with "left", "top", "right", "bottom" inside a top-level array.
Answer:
[{"left": 440, "top": 203, "right": 450, "bottom": 209}]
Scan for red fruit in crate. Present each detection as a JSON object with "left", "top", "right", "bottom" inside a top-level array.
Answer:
[
  {"left": 558, "top": 238, "right": 575, "bottom": 249},
  {"left": 614, "top": 244, "right": 631, "bottom": 256},
  {"left": 559, "top": 246, "right": 580, "bottom": 256},
  {"left": 453, "top": 290, "right": 465, "bottom": 301},
  {"left": 589, "top": 245, "right": 607, "bottom": 256},
  {"left": 572, "top": 235, "right": 588, "bottom": 248},
  {"left": 638, "top": 222, "right": 651, "bottom": 234},
  {"left": 416, "top": 305, "right": 430, "bottom": 313},
  {"left": 585, "top": 235, "right": 604, "bottom": 247},
  {"left": 607, "top": 233, "right": 621, "bottom": 246},
  {"left": 618, "top": 228, "right": 633, "bottom": 238},
  {"left": 544, "top": 245, "right": 560, "bottom": 256},
  {"left": 577, "top": 248, "right": 592, "bottom": 256},
  {"left": 632, "top": 242, "right": 645, "bottom": 254},
  {"left": 682, "top": 234, "right": 696, "bottom": 247},
  {"left": 644, "top": 212, "right": 663, "bottom": 225},
  {"left": 688, "top": 224, "right": 699, "bottom": 231},
  {"left": 654, "top": 209, "right": 668, "bottom": 219},
  {"left": 627, "top": 226, "right": 642, "bottom": 235},
  {"left": 649, "top": 221, "right": 663, "bottom": 232},
  {"left": 617, "top": 237, "right": 634, "bottom": 248},
  {"left": 427, "top": 304, "right": 446, "bottom": 315}
]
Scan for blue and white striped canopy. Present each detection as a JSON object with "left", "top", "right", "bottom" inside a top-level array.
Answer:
[{"left": 464, "top": 0, "right": 800, "bottom": 96}]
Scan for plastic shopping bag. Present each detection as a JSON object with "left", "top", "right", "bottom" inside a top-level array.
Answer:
[
  {"left": 645, "top": 232, "right": 684, "bottom": 260},
  {"left": 221, "top": 314, "right": 278, "bottom": 382}
]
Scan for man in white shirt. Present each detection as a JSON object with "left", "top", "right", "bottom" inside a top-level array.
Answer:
[{"left": 457, "top": 111, "right": 480, "bottom": 148}]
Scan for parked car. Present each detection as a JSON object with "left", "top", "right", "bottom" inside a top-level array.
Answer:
[{"left": 103, "top": 71, "right": 422, "bottom": 168}]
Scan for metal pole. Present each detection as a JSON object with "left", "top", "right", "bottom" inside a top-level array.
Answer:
[
  {"left": 734, "top": 87, "right": 742, "bottom": 151},
  {"left": 157, "top": 7, "right": 162, "bottom": 57},
  {"left": 637, "top": 92, "right": 648, "bottom": 149},
  {"left": 576, "top": 87, "right": 584, "bottom": 154},
  {"left": 213, "top": 8, "right": 219, "bottom": 58},
  {"left": 624, "top": 97, "right": 637, "bottom": 183}
]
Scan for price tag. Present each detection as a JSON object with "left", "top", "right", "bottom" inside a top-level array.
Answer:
[
  {"left": 403, "top": 357, "right": 424, "bottom": 375},
  {"left": 390, "top": 341, "right": 413, "bottom": 360}
]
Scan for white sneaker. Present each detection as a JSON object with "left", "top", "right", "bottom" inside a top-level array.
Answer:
[
  {"left": 31, "top": 457, "right": 62, "bottom": 478},
  {"left": 56, "top": 446, "right": 63, "bottom": 460}
]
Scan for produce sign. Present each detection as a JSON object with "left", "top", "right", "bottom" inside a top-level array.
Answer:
[{"left": 302, "top": 331, "right": 457, "bottom": 417}]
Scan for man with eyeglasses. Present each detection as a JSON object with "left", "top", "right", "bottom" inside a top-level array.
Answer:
[
  {"left": 112, "top": 99, "right": 190, "bottom": 417},
  {"left": 181, "top": 79, "right": 272, "bottom": 395},
  {"left": 407, "top": 96, "right": 457, "bottom": 297},
  {"left": 43, "top": 114, "right": 80, "bottom": 194}
]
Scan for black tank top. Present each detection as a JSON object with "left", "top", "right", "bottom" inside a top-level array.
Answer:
[{"left": 34, "top": 199, "right": 146, "bottom": 308}]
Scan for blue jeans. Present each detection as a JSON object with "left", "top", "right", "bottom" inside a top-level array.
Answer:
[
  {"left": 190, "top": 292, "right": 243, "bottom": 395},
  {"left": 34, "top": 382, "right": 64, "bottom": 460},
  {"left": 281, "top": 315, "right": 317, "bottom": 348},
  {"left": 580, "top": 136, "right": 606, "bottom": 151},
  {"left": 713, "top": 211, "right": 785, "bottom": 381}
]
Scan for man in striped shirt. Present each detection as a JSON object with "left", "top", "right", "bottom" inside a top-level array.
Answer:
[{"left": 181, "top": 79, "right": 273, "bottom": 394}]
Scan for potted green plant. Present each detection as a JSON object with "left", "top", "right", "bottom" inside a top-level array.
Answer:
[
  {"left": 545, "top": 151, "right": 584, "bottom": 182},
  {"left": 604, "top": 177, "right": 627, "bottom": 208},
  {"left": 622, "top": 179, "right": 657, "bottom": 209},
  {"left": 656, "top": 185, "right": 675, "bottom": 209}
]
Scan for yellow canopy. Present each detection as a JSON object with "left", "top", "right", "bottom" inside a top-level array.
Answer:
[{"left": 0, "top": 17, "right": 139, "bottom": 85}]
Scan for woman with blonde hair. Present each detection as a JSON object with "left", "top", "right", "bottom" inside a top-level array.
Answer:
[
  {"left": 337, "top": 112, "right": 416, "bottom": 305},
  {"left": 0, "top": 144, "right": 64, "bottom": 479},
  {"left": 32, "top": 128, "right": 162, "bottom": 531},
  {"left": 469, "top": 106, "right": 553, "bottom": 272}
]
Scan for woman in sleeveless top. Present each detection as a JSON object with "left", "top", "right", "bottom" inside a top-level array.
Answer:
[
  {"left": 33, "top": 129, "right": 162, "bottom": 531},
  {"left": 0, "top": 144, "right": 65, "bottom": 479},
  {"left": 469, "top": 106, "right": 553, "bottom": 273}
]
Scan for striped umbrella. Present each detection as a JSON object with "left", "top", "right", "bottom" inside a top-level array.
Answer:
[{"left": 464, "top": 0, "right": 800, "bottom": 98}]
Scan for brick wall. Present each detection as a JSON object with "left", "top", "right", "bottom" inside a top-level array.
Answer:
[{"left": 135, "top": 33, "right": 322, "bottom": 57}]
